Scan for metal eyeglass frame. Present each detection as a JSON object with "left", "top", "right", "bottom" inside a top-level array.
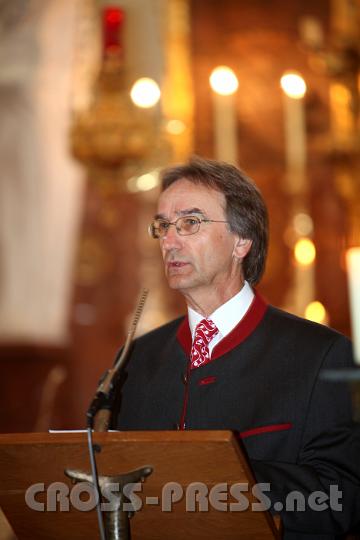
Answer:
[{"left": 148, "top": 215, "right": 229, "bottom": 239}]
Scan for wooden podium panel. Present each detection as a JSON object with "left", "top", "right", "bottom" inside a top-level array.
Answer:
[{"left": 0, "top": 431, "right": 280, "bottom": 540}]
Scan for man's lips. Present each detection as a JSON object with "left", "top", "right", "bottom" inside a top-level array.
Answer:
[
  {"left": 167, "top": 261, "right": 188, "bottom": 267},
  {"left": 166, "top": 261, "right": 190, "bottom": 271}
]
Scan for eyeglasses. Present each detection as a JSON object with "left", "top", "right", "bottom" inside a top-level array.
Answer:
[{"left": 148, "top": 215, "right": 229, "bottom": 239}]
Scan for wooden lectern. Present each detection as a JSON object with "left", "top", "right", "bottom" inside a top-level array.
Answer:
[{"left": 0, "top": 431, "right": 281, "bottom": 539}]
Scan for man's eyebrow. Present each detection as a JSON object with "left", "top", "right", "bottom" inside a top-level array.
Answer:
[
  {"left": 154, "top": 208, "right": 206, "bottom": 220},
  {"left": 178, "top": 208, "right": 205, "bottom": 217}
]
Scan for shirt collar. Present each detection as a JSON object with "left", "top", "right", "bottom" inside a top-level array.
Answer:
[{"left": 188, "top": 281, "right": 255, "bottom": 339}]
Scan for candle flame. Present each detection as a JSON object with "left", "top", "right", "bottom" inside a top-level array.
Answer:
[
  {"left": 130, "top": 78, "right": 161, "bottom": 108},
  {"left": 210, "top": 66, "right": 239, "bottom": 96},
  {"left": 294, "top": 238, "right": 316, "bottom": 266},
  {"left": 305, "top": 301, "right": 328, "bottom": 324},
  {"left": 281, "top": 72, "right": 307, "bottom": 99}
]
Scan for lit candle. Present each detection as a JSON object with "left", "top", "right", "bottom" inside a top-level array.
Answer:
[
  {"left": 293, "top": 237, "right": 316, "bottom": 316},
  {"left": 209, "top": 66, "right": 238, "bottom": 164},
  {"left": 346, "top": 247, "right": 360, "bottom": 365},
  {"left": 280, "top": 72, "right": 307, "bottom": 194}
]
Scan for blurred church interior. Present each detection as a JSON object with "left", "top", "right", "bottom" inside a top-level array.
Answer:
[{"left": 0, "top": 0, "right": 359, "bottom": 433}]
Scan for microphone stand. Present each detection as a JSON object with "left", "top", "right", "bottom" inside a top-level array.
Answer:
[{"left": 68, "top": 289, "right": 150, "bottom": 540}]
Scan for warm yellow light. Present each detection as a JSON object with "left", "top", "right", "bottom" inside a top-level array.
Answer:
[
  {"left": 209, "top": 66, "right": 239, "bottom": 96},
  {"left": 293, "top": 213, "right": 313, "bottom": 236},
  {"left": 346, "top": 247, "right": 360, "bottom": 364},
  {"left": 136, "top": 172, "right": 159, "bottom": 191},
  {"left": 305, "top": 301, "right": 328, "bottom": 324},
  {"left": 294, "top": 238, "right": 316, "bottom": 265},
  {"left": 166, "top": 119, "right": 186, "bottom": 135},
  {"left": 130, "top": 78, "right": 161, "bottom": 108},
  {"left": 127, "top": 170, "right": 159, "bottom": 192},
  {"left": 280, "top": 72, "right": 307, "bottom": 99}
]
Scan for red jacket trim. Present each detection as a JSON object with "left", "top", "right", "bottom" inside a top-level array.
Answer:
[
  {"left": 179, "top": 362, "right": 191, "bottom": 430},
  {"left": 238, "top": 423, "right": 293, "bottom": 439},
  {"left": 176, "top": 291, "right": 268, "bottom": 363},
  {"left": 198, "top": 376, "right": 217, "bottom": 386}
]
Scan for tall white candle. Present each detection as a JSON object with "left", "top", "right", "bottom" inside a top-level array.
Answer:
[
  {"left": 280, "top": 72, "right": 315, "bottom": 318},
  {"left": 212, "top": 92, "right": 237, "bottom": 163},
  {"left": 280, "top": 72, "right": 307, "bottom": 194},
  {"left": 293, "top": 237, "right": 316, "bottom": 316},
  {"left": 209, "top": 66, "right": 238, "bottom": 164},
  {"left": 346, "top": 247, "right": 360, "bottom": 365}
]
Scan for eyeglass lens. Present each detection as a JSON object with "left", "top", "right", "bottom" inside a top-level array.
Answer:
[{"left": 152, "top": 216, "right": 201, "bottom": 238}]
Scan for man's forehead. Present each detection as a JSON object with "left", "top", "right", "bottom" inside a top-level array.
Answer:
[{"left": 156, "top": 178, "right": 225, "bottom": 218}]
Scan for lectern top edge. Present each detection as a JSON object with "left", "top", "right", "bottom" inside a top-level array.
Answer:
[{"left": 0, "top": 430, "right": 236, "bottom": 446}]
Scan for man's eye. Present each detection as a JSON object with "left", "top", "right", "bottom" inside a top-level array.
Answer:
[
  {"left": 183, "top": 217, "right": 199, "bottom": 226},
  {"left": 158, "top": 221, "right": 170, "bottom": 231}
]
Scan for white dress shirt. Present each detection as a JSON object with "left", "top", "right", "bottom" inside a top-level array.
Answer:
[{"left": 188, "top": 281, "right": 255, "bottom": 356}]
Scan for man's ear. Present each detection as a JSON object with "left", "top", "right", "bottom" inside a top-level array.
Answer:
[{"left": 233, "top": 238, "right": 252, "bottom": 260}]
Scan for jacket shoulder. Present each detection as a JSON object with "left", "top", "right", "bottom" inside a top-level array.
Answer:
[
  {"left": 264, "top": 305, "right": 353, "bottom": 370},
  {"left": 266, "top": 304, "right": 350, "bottom": 345},
  {"left": 135, "top": 316, "right": 185, "bottom": 346}
]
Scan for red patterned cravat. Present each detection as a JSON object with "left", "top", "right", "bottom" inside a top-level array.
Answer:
[{"left": 190, "top": 319, "right": 219, "bottom": 369}]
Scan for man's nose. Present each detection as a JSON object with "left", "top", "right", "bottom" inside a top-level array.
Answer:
[{"left": 161, "top": 224, "right": 182, "bottom": 250}]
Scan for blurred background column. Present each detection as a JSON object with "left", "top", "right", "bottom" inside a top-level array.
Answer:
[{"left": 0, "top": 0, "right": 84, "bottom": 344}]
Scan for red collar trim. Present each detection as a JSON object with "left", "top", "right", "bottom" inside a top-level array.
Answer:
[{"left": 176, "top": 291, "right": 268, "bottom": 362}]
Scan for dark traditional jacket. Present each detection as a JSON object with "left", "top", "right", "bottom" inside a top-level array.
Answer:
[{"left": 113, "top": 293, "right": 360, "bottom": 539}]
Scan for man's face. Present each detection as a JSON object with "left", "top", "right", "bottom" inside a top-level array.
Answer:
[{"left": 156, "top": 179, "right": 244, "bottom": 300}]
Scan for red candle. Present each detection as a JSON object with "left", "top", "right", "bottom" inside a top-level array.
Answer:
[{"left": 102, "top": 7, "right": 125, "bottom": 57}]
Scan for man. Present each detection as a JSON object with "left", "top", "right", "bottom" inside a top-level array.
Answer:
[{"left": 113, "top": 157, "right": 360, "bottom": 538}]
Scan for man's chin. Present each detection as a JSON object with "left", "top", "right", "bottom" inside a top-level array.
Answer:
[
  {"left": 167, "top": 278, "right": 186, "bottom": 290},
  {"left": 166, "top": 274, "right": 192, "bottom": 290}
]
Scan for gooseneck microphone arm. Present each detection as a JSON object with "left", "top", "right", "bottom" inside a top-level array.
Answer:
[{"left": 86, "top": 288, "right": 149, "bottom": 430}]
